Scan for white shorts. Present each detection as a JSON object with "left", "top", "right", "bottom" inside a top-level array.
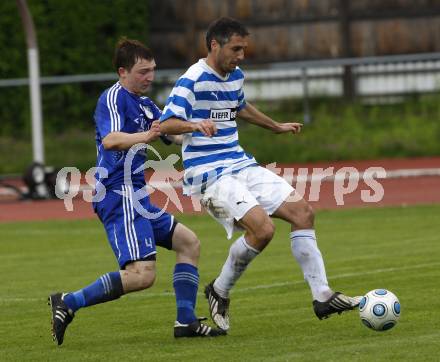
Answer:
[{"left": 200, "top": 166, "right": 294, "bottom": 239}]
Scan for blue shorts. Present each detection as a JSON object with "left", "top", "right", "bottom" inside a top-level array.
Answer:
[{"left": 95, "top": 185, "right": 176, "bottom": 269}]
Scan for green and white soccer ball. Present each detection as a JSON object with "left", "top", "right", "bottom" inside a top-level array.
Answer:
[{"left": 359, "top": 289, "right": 401, "bottom": 331}]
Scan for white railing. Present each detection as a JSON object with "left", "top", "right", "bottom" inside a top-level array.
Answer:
[{"left": 2, "top": 52, "right": 440, "bottom": 117}]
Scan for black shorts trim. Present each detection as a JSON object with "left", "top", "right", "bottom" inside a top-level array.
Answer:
[
  {"left": 121, "top": 253, "right": 157, "bottom": 270},
  {"left": 156, "top": 218, "right": 178, "bottom": 251}
]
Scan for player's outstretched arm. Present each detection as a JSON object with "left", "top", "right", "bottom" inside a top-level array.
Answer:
[
  {"left": 102, "top": 121, "right": 161, "bottom": 150},
  {"left": 160, "top": 117, "right": 217, "bottom": 137},
  {"left": 238, "top": 102, "right": 302, "bottom": 134}
]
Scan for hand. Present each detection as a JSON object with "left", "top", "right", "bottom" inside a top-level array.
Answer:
[
  {"left": 145, "top": 120, "right": 161, "bottom": 142},
  {"left": 274, "top": 122, "right": 303, "bottom": 134},
  {"left": 193, "top": 120, "right": 217, "bottom": 137}
]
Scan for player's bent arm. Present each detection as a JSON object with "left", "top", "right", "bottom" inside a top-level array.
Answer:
[
  {"left": 160, "top": 117, "right": 217, "bottom": 137},
  {"left": 238, "top": 102, "right": 280, "bottom": 132},
  {"left": 102, "top": 131, "right": 159, "bottom": 150},
  {"left": 160, "top": 117, "right": 195, "bottom": 135}
]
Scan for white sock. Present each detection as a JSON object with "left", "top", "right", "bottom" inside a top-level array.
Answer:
[
  {"left": 214, "top": 236, "right": 260, "bottom": 298},
  {"left": 290, "top": 229, "right": 333, "bottom": 302}
]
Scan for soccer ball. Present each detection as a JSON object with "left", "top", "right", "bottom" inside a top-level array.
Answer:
[{"left": 359, "top": 289, "right": 401, "bottom": 331}]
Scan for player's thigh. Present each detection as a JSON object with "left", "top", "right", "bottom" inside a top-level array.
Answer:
[
  {"left": 171, "top": 223, "right": 199, "bottom": 253},
  {"left": 171, "top": 223, "right": 200, "bottom": 265},
  {"left": 246, "top": 166, "right": 294, "bottom": 216},
  {"left": 202, "top": 174, "right": 275, "bottom": 243},
  {"left": 146, "top": 204, "right": 199, "bottom": 264},
  {"left": 245, "top": 166, "right": 313, "bottom": 228},
  {"left": 272, "top": 195, "right": 314, "bottom": 229},
  {"left": 236, "top": 204, "right": 275, "bottom": 243},
  {"left": 201, "top": 174, "right": 259, "bottom": 221}
]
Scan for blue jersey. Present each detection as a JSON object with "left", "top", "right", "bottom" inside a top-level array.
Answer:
[
  {"left": 160, "top": 59, "right": 257, "bottom": 195},
  {"left": 92, "top": 82, "right": 176, "bottom": 268},
  {"left": 94, "top": 82, "right": 162, "bottom": 193}
]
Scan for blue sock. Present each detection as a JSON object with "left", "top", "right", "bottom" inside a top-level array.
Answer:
[
  {"left": 63, "top": 272, "right": 124, "bottom": 312},
  {"left": 173, "top": 263, "right": 198, "bottom": 324}
]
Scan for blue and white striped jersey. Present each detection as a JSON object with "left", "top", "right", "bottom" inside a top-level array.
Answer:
[
  {"left": 94, "top": 82, "right": 162, "bottom": 195},
  {"left": 160, "top": 59, "right": 257, "bottom": 194}
]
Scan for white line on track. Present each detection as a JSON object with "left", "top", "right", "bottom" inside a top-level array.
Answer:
[{"left": 1, "top": 168, "right": 440, "bottom": 196}]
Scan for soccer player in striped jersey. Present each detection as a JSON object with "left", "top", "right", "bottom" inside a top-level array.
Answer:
[
  {"left": 48, "top": 38, "right": 225, "bottom": 345},
  {"left": 160, "top": 17, "right": 361, "bottom": 332}
]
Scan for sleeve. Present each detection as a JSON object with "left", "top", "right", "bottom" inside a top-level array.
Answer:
[
  {"left": 150, "top": 101, "right": 162, "bottom": 120},
  {"left": 159, "top": 77, "right": 196, "bottom": 123},
  {"left": 94, "top": 88, "right": 126, "bottom": 139},
  {"left": 235, "top": 68, "right": 246, "bottom": 112},
  {"left": 237, "top": 87, "right": 246, "bottom": 111},
  {"left": 148, "top": 100, "right": 172, "bottom": 145}
]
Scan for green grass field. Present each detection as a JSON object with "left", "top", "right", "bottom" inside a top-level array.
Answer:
[{"left": 1, "top": 205, "right": 439, "bottom": 361}]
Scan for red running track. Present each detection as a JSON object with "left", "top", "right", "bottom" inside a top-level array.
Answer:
[{"left": 0, "top": 157, "right": 439, "bottom": 223}]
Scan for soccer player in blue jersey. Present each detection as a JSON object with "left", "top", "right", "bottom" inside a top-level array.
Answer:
[
  {"left": 160, "top": 17, "right": 361, "bottom": 331},
  {"left": 48, "top": 38, "right": 225, "bottom": 345}
]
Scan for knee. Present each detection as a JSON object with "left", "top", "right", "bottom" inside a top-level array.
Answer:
[
  {"left": 304, "top": 203, "right": 315, "bottom": 224},
  {"left": 253, "top": 219, "right": 275, "bottom": 244},
  {"left": 138, "top": 270, "right": 156, "bottom": 290},
  {"left": 175, "top": 229, "right": 200, "bottom": 259},
  {"left": 295, "top": 203, "right": 315, "bottom": 229},
  {"left": 186, "top": 231, "right": 201, "bottom": 258}
]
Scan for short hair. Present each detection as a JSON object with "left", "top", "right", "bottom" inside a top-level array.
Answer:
[
  {"left": 205, "top": 17, "right": 249, "bottom": 51},
  {"left": 113, "top": 37, "right": 154, "bottom": 72}
]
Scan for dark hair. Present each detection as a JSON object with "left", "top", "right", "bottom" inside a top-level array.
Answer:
[
  {"left": 113, "top": 37, "right": 154, "bottom": 72},
  {"left": 205, "top": 17, "right": 249, "bottom": 51}
]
